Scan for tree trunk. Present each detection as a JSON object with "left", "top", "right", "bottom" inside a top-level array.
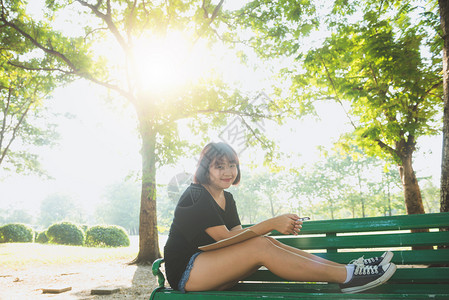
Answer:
[
  {"left": 387, "top": 182, "right": 392, "bottom": 216},
  {"left": 439, "top": 0, "right": 449, "bottom": 214},
  {"left": 398, "top": 157, "right": 425, "bottom": 215},
  {"left": 132, "top": 105, "right": 161, "bottom": 264},
  {"left": 438, "top": 1, "right": 449, "bottom": 257},
  {"left": 396, "top": 139, "right": 431, "bottom": 249},
  {"left": 396, "top": 139, "right": 425, "bottom": 215}
]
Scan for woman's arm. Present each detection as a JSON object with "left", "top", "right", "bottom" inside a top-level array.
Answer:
[
  {"left": 205, "top": 214, "right": 302, "bottom": 242},
  {"left": 205, "top": 224, "right": 245, "bottom": 242}
]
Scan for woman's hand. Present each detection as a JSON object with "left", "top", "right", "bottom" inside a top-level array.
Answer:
[
  {"left": 249, "top": 213, "right": 303, "bottom": 236},
  {"left": 271, "top": 214, "right": 303, "bottom": 235}
]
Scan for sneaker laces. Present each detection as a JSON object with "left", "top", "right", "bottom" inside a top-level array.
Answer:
[
  {"left": 349, "top": 256, "right": 365, "bottom": 266},
  {"left": 350, "top": 255, "right": 379, "bottom": 266},
  {"left": 354, "top": 264, "right": 380, "bottom": 276},
  {"left": 364, "top": 257, "right": 379, "bottom": 264}
]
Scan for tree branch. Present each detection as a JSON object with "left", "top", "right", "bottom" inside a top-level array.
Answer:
[
  {"left": 84, "top": 26, "right": 109, "bottom": 41},
  {"left": 74, "top": 0, "right": 137, "bottom": 102},
  {"left": 8, "top": 61, "right": 73, "bottom": 74},
  {"left": 375, "top": 139, "right": 397, "bottom": 158},
  {"left": 368, "top": 62, "right": 379, "bottom": 87},
  {"left": 0, "top": 88, "right": 11, "bottom": 156},
  {"left": 202, "top": 0, "right": 209, "bottom": 18},
  {"left": 424, "top": 81, "right": 443, "bottom": 100},
  {"left": 209, "top": 0, "right": 224, "bottom": 24},
  {"left": 193, "top": 0, "right": 225, "bottom": 44},
  {"left": 318, "top": 55, "right": 358, "bottom": 129},
  {"left": 2, "top": 5, "right": 134, "bottom": 102},
  {"left": 9, "top": 59, "right": 132, "bottom": 101},
  {"left": 211, "top": 27, "right": 251, "bottom": 45},
  {"left": 239, "top": 115, "right": 271, "bottom": 149},
  {"left": 126, "top": 0, "right": 138, "bottom": 44},
  {"left": 0, "top": 89, "right": 34, "bottom": 165},
  {"left": 1, "top": 17, "right": 79, "bottom": 72},
  {"left": 75, "top": 0, "right": 130, "bottom": 55}
]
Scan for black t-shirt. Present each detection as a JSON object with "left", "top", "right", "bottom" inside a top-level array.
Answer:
[{"left": 164, "top": 183, "right": 241, "bottom": 290}]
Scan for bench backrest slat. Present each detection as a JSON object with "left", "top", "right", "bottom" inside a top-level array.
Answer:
[
  {"left": 316, "top": 249, "right": 449, "bottom": 265},
  {"left": 276, "top": 231, "right": 449, "bottom": 250},
  {"left": 259, "top": 212, "right": 449, "bottom": 235}
]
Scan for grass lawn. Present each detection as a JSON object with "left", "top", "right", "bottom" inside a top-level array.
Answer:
[{"left": 0, "top": 242, "right": 139, "bottom": 269}]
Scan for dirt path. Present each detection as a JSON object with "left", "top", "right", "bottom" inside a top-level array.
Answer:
[{"left": 0, "top": 259, "right": 159, "bottom": 300}]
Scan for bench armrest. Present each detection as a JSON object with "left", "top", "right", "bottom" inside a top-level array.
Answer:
[{"left": 152, "top": 258, "right": 166, "bottom": 288}]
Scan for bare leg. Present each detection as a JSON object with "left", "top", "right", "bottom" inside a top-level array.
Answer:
[
  {"left": 185, "top": 236, "right": 346, "bottom": 292},
  {"left": 267, "top": 237, "right": 342, "bottom": 267},
  {"left": 216, "top": 265, "right": 260, "bottom": 291}
]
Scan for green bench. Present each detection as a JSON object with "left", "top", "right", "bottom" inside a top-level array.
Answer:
[{"left": 150, "top": 212, "right": 449, "bottom": 299}]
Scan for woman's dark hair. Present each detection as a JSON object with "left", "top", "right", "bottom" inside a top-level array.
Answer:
[{"left": 193, "top": 142, "right": 240, "bottom": 185}]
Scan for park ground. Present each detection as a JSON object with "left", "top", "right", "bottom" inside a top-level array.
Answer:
[{"left": 0, "top": 236, "right": 164, "bottom": 299}]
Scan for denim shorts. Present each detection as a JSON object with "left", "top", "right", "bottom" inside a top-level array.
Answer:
[{"left": 178, "top": 252, "right": 202, "bottom": 293}]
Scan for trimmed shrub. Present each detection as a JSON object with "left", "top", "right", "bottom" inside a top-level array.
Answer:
[
  {"left": 46, "top": 222, "right": 84, "bottom": 246},
  {"left": 0, "top": 223, "right": 34, "bottom": 243},
  {"left": 36, "top": 231, "right": 49, "bottom": 244},
  {"left": 85, "top": 225, "right": 130, "bottom": 247}
]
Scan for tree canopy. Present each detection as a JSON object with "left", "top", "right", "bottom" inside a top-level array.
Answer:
[
  {"left": 0, "top": 0, "right": 73, "bottom": 176},
  {"left": 223, "top": 0, "right": 443, "bottom": 215}
]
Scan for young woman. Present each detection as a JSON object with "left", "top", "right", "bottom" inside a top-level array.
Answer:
[{"left": 164, "top": 142, "right": 396, "bottom": 294}]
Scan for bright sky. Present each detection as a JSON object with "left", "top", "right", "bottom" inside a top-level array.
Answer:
[{"left": 0, "top": 1, "right": 443, "bottom": 216}]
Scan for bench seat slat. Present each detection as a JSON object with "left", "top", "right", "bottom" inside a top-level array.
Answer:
[
  {"left": 244, "top": 268, "right": 449, "bottom": 283},
  {"left": 232, "top": 282, "right": 449, "bottom": 295},
  {"left": 151, "top": 284, "right": 449, "bottom": 299},
  {"left": 232, "top": 282, "right": 449, "bottom": 298},
  {"left": 390, "top": 268, "right": 449, "bottom": 283},
  {"left": 276, "top": 231, "right": 449, "bottom": 249}
]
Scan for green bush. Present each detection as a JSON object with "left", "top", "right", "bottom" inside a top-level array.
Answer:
[
  {"left": 0, "top": 223, "right": 34, "bottom": 243},
  {"left": 85, "top": 225, "right": 130, "bottom": 247},
  {"left": 36, "top": 231, "right": 49, "bottom": 244},
  {"left": 46, "top": 222, "right": 84, "bottom": 246}
]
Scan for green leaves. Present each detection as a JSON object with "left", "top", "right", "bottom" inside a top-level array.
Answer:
[
  {"left": 0, "top": 0, "right": 105, "bottom": 175},
  {"left": 233, "top": 0, "right": 442, "bottom": 163},
  {"left": 228, "top": 0, "right": 442, "bottom": 213},
  {"left": 299, "top": 2, "right": 440, "bottom": 162},
  {"left": 0, "top": 52, "right": 60, "bottom": 175},
  {"left": 222, "top": 0, "right": 318, "bottom": 58}
]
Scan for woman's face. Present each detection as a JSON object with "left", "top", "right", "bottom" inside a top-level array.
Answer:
[{"left": 207, "top": 156, "right": 238, "bottom": 190}]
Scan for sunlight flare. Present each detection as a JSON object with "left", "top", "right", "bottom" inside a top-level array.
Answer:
[{"left": 132, "top": 31, "right": 211, "bottom": 96}]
